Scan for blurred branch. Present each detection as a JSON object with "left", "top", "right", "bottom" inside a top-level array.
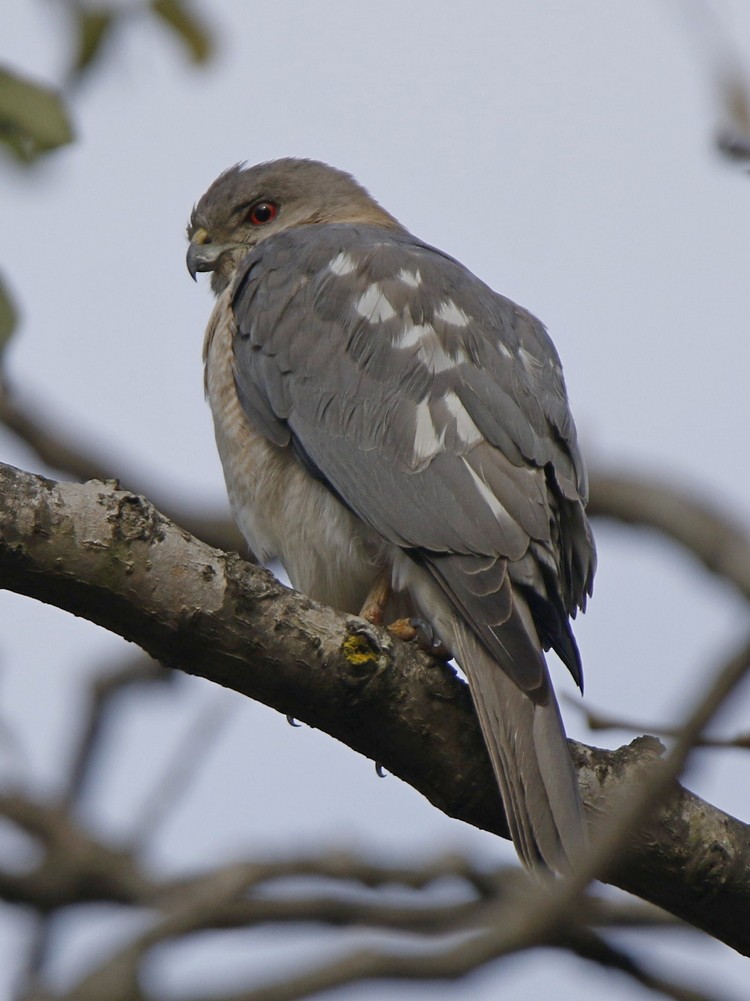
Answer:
[
  {"left": 588, "top": 471, "right": 750, "bottom": 602},
  {"left": 0, "top": 808, "right": 675, "bottom": 935},
  {"left": 0, "top": 792, "right": 153, "bottom": 910},
  {"left": 58, "top": 909, "right": 718, "bottom": 1001},
  {"left": 173, "top": 941, "right": 725, "bottom": 1001},
  {"left": 0, "top": 380, "right": 135, "bottom": 484},
  {"left": 63, "top": 655, "right": 172, "bottom": 808},
  {"left": 564, "top": 694, "right": 750, "bottom": 749},
  {"left": 17, "top": 656, "right": 172, "bottom": 991},
  {"left": 0, "top": 800, "right": 702, "bottom": 1001},
  {"left": 129, "top": 689, "right": 233, "bottom": 846},
  {"left": 0, "top": 381, "right": 244, "bottom": 553},
  {"left": 1, "top": 462, "right": 750, "bottom": 954}
]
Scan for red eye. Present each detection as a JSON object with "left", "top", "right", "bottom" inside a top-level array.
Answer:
[{"left": 248, "top": 201, "right": 278, "bottom": 225}]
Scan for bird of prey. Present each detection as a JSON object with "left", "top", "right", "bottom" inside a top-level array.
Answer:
[{"left": 186, "top": 158, "right": 596, "bottom": 871}]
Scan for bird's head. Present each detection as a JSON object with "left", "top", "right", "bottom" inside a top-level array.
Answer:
[{"left": 186, "top": 157, "right": 402, "bottom": 295}]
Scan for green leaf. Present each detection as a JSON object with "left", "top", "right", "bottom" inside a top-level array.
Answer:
[
  {"left": 69, "top": 6, "right": 116, "bottom": 80},
  {"left": 0, "top": 275, "right": 18, "bottom": 356},
  {"left": 0, "top": 66, "right": 74, "bottom": 163},
  {"left": 150, "top": 0, "right": 214, "bottom": 64}
]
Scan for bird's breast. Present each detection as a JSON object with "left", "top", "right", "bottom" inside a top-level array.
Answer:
[{"left": 203, "top": 289, "right": 384, "bottom": 614}]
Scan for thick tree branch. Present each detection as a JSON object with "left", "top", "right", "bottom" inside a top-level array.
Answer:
[{"left": 1, "top": 462, "right": 750, "bottom": 954}]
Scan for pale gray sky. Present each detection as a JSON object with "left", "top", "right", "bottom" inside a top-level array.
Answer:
[{"left": 1, "top": 2, "right": 749, "bottom": 998}]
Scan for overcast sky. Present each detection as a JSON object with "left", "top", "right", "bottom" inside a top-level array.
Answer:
[{"left": 2, "top": 2, "right": 750, "bottom": 999}]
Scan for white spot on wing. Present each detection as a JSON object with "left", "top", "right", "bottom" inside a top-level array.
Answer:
[
  {"left": 397, "top": 268, "right": 421, "bottom": 288},
  {"left": 462, "top": 457, "right": 508, "bottom": 520},
  {"left": 356, "top": 284, "right": 397, "bottom": 322},
  {"left": 394, "top": 323, "right": 467, "bottom": 373},
  {"left": 413, "top": 398, "right": 445, "bottom": 463},
  {"left": 497, "top": 341, "right": 512, "bottom": 359},
  {"left": 427, "top": 340, "right": 464, "bottom": 373},
  {"left": 430, "top": 344, "right": 458, "bottom": 376},
  {"left": 328, "top": 251, "right": 357, "bottom": 276},
  {"left": 518, "top": 346, "right": 542, "bottom": 376},
  {"left": 443, "top": 391, "right": 483, "bottom": 447},
  {"left": 435, "top": 299, "right": 471, "bottom": 327},
  {"left": 396, "top": 323, "right": 432, "bottom": 349}
]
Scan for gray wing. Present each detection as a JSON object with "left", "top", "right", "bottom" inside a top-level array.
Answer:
[{"left": 230, "top": 223, "right": 596, "bottom": 694}]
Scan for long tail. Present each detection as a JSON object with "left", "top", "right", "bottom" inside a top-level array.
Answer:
[{"left": 452, "top": 621, "right": 587, "bottom": 872}]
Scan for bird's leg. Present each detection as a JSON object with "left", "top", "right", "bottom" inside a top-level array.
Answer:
[
  {"left": 391, "top": 617, "right": 452, "bottom": 660},
  {"left": 359, "top": 571, "right": 392, "bottom": 626},
  {"left": 360, "top": 575, "right": 419, "bottom": 641},
  {"left": 360, "top": 574, "right": 452, "bottom": 659}
]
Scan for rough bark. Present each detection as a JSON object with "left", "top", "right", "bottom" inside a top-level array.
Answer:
[{"left": 1, "top": 462, "right": 749, "bottom": 954}]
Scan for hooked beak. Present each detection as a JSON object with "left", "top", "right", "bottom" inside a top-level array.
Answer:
[{"left": 186, "top": 227, "right": 233, "bottom": 280}]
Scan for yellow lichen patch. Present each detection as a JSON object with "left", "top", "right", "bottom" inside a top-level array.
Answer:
[{"left": 342, "top": 632, "right": 381, "bottom": 666}]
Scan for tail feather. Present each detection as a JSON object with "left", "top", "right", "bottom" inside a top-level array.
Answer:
[{"left": 452, "top": 621, "right": 587, "bottom": 872}]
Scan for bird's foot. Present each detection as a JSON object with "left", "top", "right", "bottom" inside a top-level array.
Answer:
[
  {"left": 386, "top": 617, "right": 417, "bottom": 641},
  {"left": 387, "top": 617, "right": 452, "bottom": 660}
]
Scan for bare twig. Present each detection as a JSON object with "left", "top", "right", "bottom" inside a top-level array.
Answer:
[{"left": 563, "top": 694, "right": 750, "bottom": 749}]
